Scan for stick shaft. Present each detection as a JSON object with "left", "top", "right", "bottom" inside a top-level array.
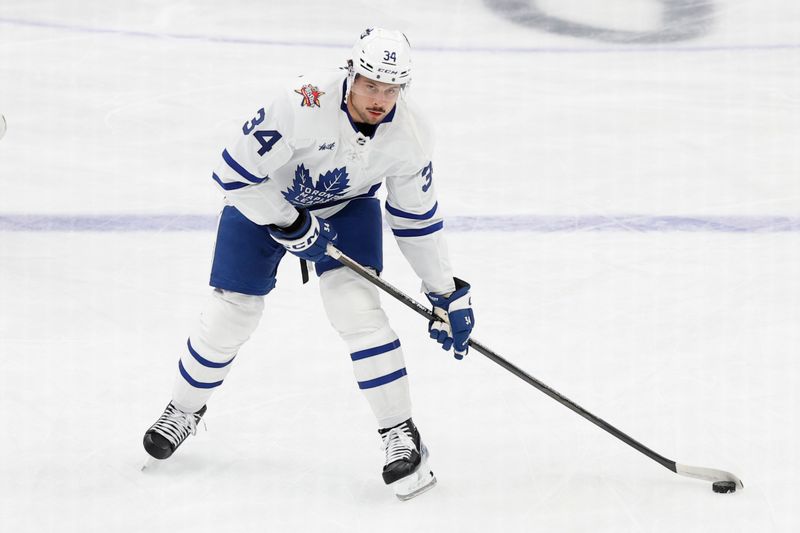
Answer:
[
  {"left": 327, "top": 244, "right": 677, "bottom": 472},
  {"left": 329, "top": 244, "right": 744, "bottom": 488}
]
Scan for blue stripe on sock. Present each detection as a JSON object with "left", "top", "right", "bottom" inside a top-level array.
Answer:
[
  {"left": 357, "top": 368, "right": 407, "bottom": 390},
  {"left": 222, "top": 149, "right": 266, "bottom": 184},
  {"left": 391, "top": 221, "right": 444, "bottom": 237},
  {"left": 350, "top": 339, "right": 401, "bottom": 361},
  {"left": 178, "top": 360, "right": 224, "bottom": 389},
  {"left": 187, "top": 339, "right": 235, "bottom": 368}
]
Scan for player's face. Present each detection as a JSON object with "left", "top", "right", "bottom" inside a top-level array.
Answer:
[{"left": 347, "top": 76, "right": 402, "bottom": 124}]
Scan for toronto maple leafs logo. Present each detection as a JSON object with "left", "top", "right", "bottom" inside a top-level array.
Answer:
[
  {"left": 294, "top": 84, "right": 325, "bottom": 108},
  {"left": 283, "top": 164, "right": 350, "bottom": 207}
]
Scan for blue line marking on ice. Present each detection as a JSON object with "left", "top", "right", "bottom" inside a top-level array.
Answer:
[
  {"left": 1, "top": 214, "right": 799, "bottom": 232},
  {"left": 1, "top": 16, "right": 798, "bottom": 55}
]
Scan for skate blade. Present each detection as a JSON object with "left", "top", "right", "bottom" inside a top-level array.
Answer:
[
  {"left": 391, "top": 449, "right": 437, "bottom": 501},
  {"left": 394, "top": 470, "right": 437, "bottom": 501},
  {"left": 141, "top": 456, "right": 158, "bottom": 472}
]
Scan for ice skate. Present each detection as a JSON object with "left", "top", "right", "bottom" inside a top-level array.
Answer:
[
  {"left": 143, "top": 402, "right": 206, "bottom": 461},
  {"left": 379, "top": 418, "right": 437, "bottom": 501}
]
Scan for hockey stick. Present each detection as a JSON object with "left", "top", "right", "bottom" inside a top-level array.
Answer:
[{"left": 326, "top": 244, "right": 744, "bottom": 492}]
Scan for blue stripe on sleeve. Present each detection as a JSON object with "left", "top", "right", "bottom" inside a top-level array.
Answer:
[
  {"left": 391, "top": 221, "right": 444, "bottom": 237},
  {"left": 357, "top": 368, "right": 407, "bottom": 390},
  {"left": 178, "top": 360, "right": 224, "bottom": 389},
  {"left": 222, "top": 149, "right": 266, "bottom": 184},
  {"left": 187, "top": 339, "right": 236, "bottom": 368},
  {"left": 385, "top": 201, "right": 438, "bottom": 220},
  {"left": 350, "top": 339, "right": 401, "bottom": 361},
  {"left": 212, "top": 173, "right": 250, "bottom": 191}
]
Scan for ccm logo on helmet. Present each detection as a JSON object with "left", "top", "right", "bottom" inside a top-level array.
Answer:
[{"left": 378, "top": 67, "right": 399, "bottom": 75}]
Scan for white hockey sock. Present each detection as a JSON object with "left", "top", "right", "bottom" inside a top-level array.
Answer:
[
  {"left": 320, "top": 268, "right": 412, "bottom": 429},
  {"left": 348, "top": 326, "right": 412, "bottom": 429},
  {"left": 172, "top": 289, "right": 264, "bottom": 413}
]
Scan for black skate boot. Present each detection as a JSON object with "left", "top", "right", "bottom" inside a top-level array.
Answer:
[
  {"left": 143, "top": 402, "right": 206, "bottom": 460},
  {"left": 379, "top": 418, "right": 436, "bottom": 500}
]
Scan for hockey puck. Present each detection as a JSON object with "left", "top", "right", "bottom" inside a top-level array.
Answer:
[{"left": 712, "top": 481, "right": 737, "bottom": 493}]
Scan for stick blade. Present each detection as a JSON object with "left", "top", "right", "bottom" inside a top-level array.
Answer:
[{"left": 675, "top": 463, "right": 744, "bottom": 490}]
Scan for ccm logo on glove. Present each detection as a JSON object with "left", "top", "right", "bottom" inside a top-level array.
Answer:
[{"left": 268, "top": 209, "right": 337, "bottom": 262}]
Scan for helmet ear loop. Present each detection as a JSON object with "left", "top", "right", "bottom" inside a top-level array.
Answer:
[
  {"left": 345, "top": 59, "right": 356, "bottom": 105},
  {"left": 400, "top": 80, "right": 411, "bottom": 98}
]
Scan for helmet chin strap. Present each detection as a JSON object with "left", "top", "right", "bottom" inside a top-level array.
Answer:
[{"left": 345, "top": 60, "right": 356, "bottom": 105}]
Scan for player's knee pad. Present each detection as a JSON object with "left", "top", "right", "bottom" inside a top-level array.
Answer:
[
  {"left": 319, "top": 267, "right": 391, "bottom": 345},
  {"left": 174, "top": 289, "right": 265, "bottom": 410},
  {"left": 190, "top": 288, "right": 265, "bottom": 359}
]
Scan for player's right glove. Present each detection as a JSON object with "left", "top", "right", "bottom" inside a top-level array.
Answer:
[
  {"left": 426, "top": 278, "right": 474, "bottom": 360},
  {"left": 268, "top": 208, "right": 337, "bottom": 262}
]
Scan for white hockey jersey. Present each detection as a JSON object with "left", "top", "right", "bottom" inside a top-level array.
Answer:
[{"left": 212, "top": 69, "right": 455, "bottom": 294}]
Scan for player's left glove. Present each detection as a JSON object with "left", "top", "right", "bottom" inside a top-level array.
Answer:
[
  {"left": 426, "top": 278, "right": 474, "bottom": 360},
  {"left": 268, "top": 208, "right": 337, "bottom": 262}
]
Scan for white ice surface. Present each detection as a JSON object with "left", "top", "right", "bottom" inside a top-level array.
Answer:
[{"left": 1, "top": 1, "right": 799, "bottom": 532}]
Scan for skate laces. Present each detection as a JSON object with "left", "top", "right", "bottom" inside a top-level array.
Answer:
[
  {"left": 382, "top": 423, "right": 417, "bottom": 464},
  {"left": 151, "top": 404, "right": 204, "bottom": 448}
]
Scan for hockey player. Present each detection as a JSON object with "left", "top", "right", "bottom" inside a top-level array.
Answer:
[{"left": 142, "top": 27, "right": 475, "bottom": 501}]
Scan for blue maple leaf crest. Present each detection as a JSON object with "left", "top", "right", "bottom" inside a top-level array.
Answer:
[{"left": 282, "top": 164, "right": 350, "bottom": 207}]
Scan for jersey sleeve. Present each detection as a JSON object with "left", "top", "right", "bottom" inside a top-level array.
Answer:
[
  {"left": 210, "top": 90, "right": 299, "bottom": 227},
  {"left": 385, "top": 161, "right": 455, "bottom": 295}
]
